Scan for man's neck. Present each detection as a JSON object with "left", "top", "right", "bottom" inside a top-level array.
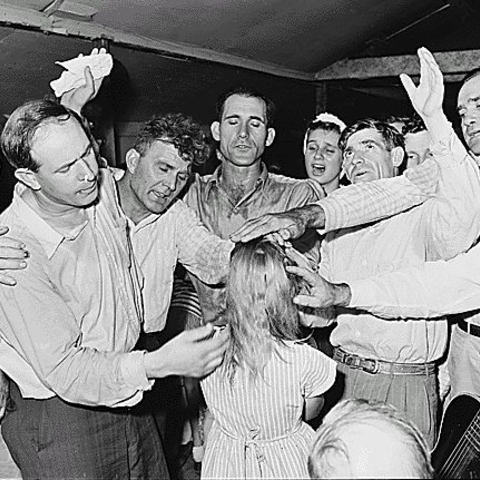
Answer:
[
  {"left": 116, "top": 175, "right": 149, "bottom": 225},
  {"left": 23, "top": 189, "right": 88, "bottom": 234},
  {"left": 322, "top": 178, "right": 340, "bottom": 195},
  {"left": 219, "top": 160, "right": 263, "bottom": 202}
]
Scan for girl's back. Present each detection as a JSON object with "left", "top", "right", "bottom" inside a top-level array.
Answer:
[{"left": 201, "top": 340, "right": 335, "bottom": 479}]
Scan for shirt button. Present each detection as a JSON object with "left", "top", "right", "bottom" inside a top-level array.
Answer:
[{"left": 233, "top": 207, "right": 239, "bottom": 214}]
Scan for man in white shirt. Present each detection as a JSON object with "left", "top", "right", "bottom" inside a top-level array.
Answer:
[{"left": 232, "top": 48, "right": 480, "bottom": 445}]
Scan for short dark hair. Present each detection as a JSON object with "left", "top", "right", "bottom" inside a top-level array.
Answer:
[
  {"left": 339, "top": 118, "right": 405, "bottom": 152},
  {"left": 461, "top": 67, "right": 480, "bottom": 87},
  {"left": 134, "top": 113, "right": 211, "bottom": 167},
  {"left": 383, "top": 115, "right": 410, "bottom": 135},
  {"left": 404, "top": 114, "right": 427, "bottom": 135},
  {"left": 308, "top": 399, "right": 433, "bottom": 479},
  {"left": 215, "top": 86, "right": 276, "bottom": 128},
  {"left": 1, "top": 99, "right": 93, "bottom": 172}
]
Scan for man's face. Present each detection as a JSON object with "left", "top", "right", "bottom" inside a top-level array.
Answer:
[
  {"left": 128, "top": 140, "right": 190, "bottom": 219},
  {"left": 405, "top": 130, "right": 432, "bottom": 168},
  {"left": 458, "top": 75, "right": 480, "bottom": 156},
  {"left": 28, "top": 117, "right": 98, "bottom": 208},
  {"left": 304, "top": 128, "right": 342, "bottom": 186},
  {"left": 211, "top": 94, "right": 275, "bottom": 168},
  {"left": 343, "top": 128, "right": 400, "bottom": 184}
]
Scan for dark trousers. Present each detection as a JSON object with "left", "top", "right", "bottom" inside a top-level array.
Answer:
[
  {"left": 3, "top": 382, "right": 169, "bottom": 479},
  {"left": 134, "top": 326, "right": 184, "bottom": 479}
]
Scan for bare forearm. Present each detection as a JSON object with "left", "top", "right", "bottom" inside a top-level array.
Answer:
[{"left": 294, "top": 204, "right": 326, "bottom": 229}]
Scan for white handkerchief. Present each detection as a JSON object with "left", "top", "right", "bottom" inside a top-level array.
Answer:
[{"left": 50, "top": 52, "right": 113, "bottom": 97}]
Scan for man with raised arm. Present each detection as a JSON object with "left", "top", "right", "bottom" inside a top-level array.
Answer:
[
  {"left": 232, "top": 48, "right": 480, "bottom": 446},
  {"left": 0, "top": 99, "right": 228, "bottom": 479}
]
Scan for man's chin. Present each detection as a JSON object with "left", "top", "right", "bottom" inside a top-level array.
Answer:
[{"left": 468, "top": 138, "right": 480, "bottom": 157}]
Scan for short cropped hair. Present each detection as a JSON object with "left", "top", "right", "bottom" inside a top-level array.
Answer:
[
  {"left": 1, "top": 99, "right": 93, "bottom": 172},
  {"left": 461, "top": 67, "right": 480, "bottom": 87},
  {"left": 383, "top": 115, "right": 410, "bottom": 135},
  {"left": 404, "top": 114, "right": 427, "bottom": 135},
  {"left": 215, "top": 86, "right": 276, "bottom": 128},
  {"left": 308, "top": 399, "right": 433, "bottom": 479},
  {"left": 339, "top": 118, "right": 405, "bottom": 152},
  {"left": 134, "top": 113, "right": 211, "bottom": 167}
]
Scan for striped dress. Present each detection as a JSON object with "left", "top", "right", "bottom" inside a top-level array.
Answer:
[{"left": 201, "top": 341, "right": 336, "bottom": 479}]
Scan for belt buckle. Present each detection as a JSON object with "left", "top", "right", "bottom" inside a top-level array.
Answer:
[
  {"left": 361, "top": 358, "right": 379, "bottom": 374},
  {"left": 344, "top": 355, "right": 358, "bottom": 369}
]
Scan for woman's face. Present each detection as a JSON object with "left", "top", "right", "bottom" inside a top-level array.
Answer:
[{"left": 304, "top": 128, "right": 342, "bottom": 187}]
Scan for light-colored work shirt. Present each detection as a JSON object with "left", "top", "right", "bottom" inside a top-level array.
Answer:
[
  {"left": 318, "top": 126, "right": 480, "bottom": 363},
  {"left": 0, "top": 168, "right": 152, "bottom": 407},
  {"left": 349, "top": 246, "right": 480, "bottom": 320},
  {"left": 113, "top": 170, "right": 233, "bottom": 333},
  {"left": 184, "top": 163, "right": 325, "bottom": 323}
]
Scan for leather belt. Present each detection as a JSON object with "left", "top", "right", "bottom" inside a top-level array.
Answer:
[
  {"left": 333, "top": 348, "right": 435, "bottom": 375},
  {"left": 456, "top": 318, "right": 480, "bottom": 338}
]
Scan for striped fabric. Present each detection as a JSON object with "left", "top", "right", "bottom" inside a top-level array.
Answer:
[
  {"left": 201, "top": 341, "right": 336, "bottom": 479},
  {"left": 170, "top": 273, "right": 203, "bottom": 320}
]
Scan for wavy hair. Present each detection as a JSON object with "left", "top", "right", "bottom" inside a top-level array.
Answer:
[
  {"left": 134, "top": 113, "right": 210, "bottom": 166},
  {"left": 220, "top": 238, "right": 306, "bottom": 383}
]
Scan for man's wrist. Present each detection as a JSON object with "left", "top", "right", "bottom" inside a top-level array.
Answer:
[
  {"left": 333, "top": 283, "right": 352, "bottom": 307},
  {"left": 423, "top": 112, "right": 451, "bottom": 144},
  {"left": 297, "top": 204, "right": 326, "bottom": 229},
  {"left": 144, "top": 350, "right": 163, "bottom": 379}
]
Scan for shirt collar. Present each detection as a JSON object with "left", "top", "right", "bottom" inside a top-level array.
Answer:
[
  {"left": 112, "top": 167, "right": 163, "bottom": 230},
  {"left": 13, "top": 184, "right": 89, "bottom": 259},
  {"left": 204, "top": 162, "right": 269, "bottom": 197}
]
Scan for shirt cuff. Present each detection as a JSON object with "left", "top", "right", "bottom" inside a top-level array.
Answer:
[
  {"left": 314, "top": 196, "right": 343, "bottom": 234},
  {"left": 430, "top": 123, "right": 468, "bottom": 166},
  {"left": 349, "top": 278, "right": 377, "bottom": 309},
  {"left": 120, "top": 350, "right": 154, "bottom": 392}
]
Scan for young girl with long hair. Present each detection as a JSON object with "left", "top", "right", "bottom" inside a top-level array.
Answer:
[{"left": 201, "top": 238, "right": 336, "bottom": 479}]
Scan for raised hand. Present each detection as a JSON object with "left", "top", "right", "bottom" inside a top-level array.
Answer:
[
  {"left": 60, "top": 48, "right": 107, "bottom": 115},
  {"left": 231, "top": 204, "right": 325, "bottom": 244},
  {"left": 400, "top": 47, "right": 444, "bottom": 120},
  {"left": 0, "top": 226, "right": 28, "bottom": 286}
]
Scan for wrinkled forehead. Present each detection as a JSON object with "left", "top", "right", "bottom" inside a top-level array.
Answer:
[
  {"left": 143, "top": 139, "right": 191, "bottom": 169},
  {"left": 345, "top": 127, "right": 386, "bottom": 147},
  {"left": 221, "top": 94, "right": 267, "bottom": 120}
]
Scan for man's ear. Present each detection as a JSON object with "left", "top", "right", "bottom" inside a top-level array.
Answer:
[
  {"left": 125, "top": 148, "right": 141, "bottom": 174},
  {"left": 392, "top": 146, "right": 405, "bottom": 168},
  {"left": 15, "top": 168, "right": 40, "bottom": 190},
  {"left": 266, "top": 127, "right": 276, "bottom": 147},
  {"left": 210, "top": 121, "right": 220, "bottom": 142}
]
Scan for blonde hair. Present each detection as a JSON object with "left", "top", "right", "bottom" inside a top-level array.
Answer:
[{"left": 221, "top": 238, "right": 305, "bottom": 382}]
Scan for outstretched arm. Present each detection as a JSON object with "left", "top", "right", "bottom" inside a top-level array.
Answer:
[{"left": 144, "top": 324, "right": 229, "bottom": 378}]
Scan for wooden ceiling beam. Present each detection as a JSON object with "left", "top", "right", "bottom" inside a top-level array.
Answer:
[
  {"left": 315, "top": 50, "right": 480, "bottom": 82},
  {"left": 0, "top": 3, "right": 314, "bottom": 81}
]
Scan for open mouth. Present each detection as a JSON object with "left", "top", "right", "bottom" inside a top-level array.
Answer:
[
  {"left": 151, "top": 191, "right": 167, "bottom": 200},
  {"left": 353, "top": 171, "right": 368, "bottom": 180},
  {"left": 468, "top": 131, "right": 480, "bottom": 142},
  {"left": 312, "top": 165, "right": 326, "bottom": 175}
]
